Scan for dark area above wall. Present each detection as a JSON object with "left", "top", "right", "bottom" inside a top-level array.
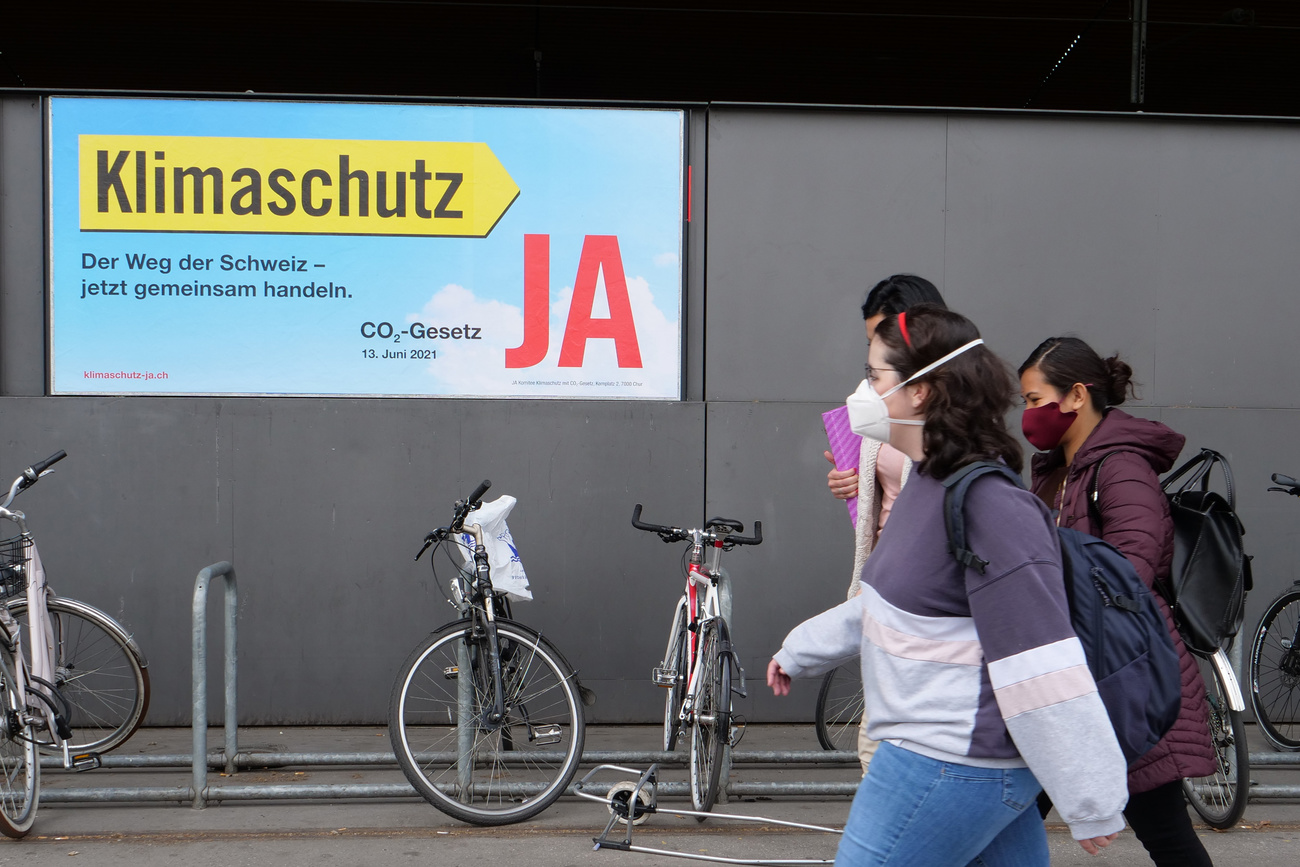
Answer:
[{"left": 5, "top": 1, "right": 1300, "bottom": 116}]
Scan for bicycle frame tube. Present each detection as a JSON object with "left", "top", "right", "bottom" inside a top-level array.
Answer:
[{"left": 679, "top": 543, "right": 725, "bottom": 727}]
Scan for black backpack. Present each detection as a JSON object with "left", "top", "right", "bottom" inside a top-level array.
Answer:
[
  {"left": 943, "top": 462, "right": 1182, "bottom": 764},
  {"left": 1160, "top": 449, "right": 1252, "bottom": 656}
]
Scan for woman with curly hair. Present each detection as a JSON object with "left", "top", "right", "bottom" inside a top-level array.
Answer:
[{"left": 770, "top": 306, "right": 1127, "bottom": 865}]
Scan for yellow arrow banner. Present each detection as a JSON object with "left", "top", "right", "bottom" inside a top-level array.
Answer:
[{"left": 79, "top": 135, "right": 519, "bottom": 238}]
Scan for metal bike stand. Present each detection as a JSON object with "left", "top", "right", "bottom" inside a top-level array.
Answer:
[{"left": 192, "top": 561, "right": 239, "bottom": 808}]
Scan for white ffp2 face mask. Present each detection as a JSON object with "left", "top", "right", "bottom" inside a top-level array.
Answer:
[{"left": 845, "top": 339, "right": 985, "bottom": 442}]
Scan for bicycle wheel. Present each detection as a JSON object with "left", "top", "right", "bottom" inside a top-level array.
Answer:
[
  {"left": 661, "top": 603, "right": 688, "bottom": 752},
  {"left": 1183, "top": 651, "right": 1250, "bottom": 829},
  {"left": 6, "top": 597, "right": 150, "bottom": 754},
  {"left": 814, "top": 664, "right": 863, "bottom": 751},
  {"left": 689, "top": 618, "right": 730, "bottom": 815},
  {"left": 389, "top": 617, "right": 586, "bottom": 826},
  {"left": 0, "top": 643, "right": 38, "bottom": 838},
  {"left": 1250, "top": 588, "right": 1300, "bottom": 750}
]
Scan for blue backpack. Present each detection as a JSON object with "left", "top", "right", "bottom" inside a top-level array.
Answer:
[{"left": 942, "top": 462, "right": 1182, "bottom": 765}]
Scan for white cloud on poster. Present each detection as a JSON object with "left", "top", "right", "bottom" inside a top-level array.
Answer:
[{"left": 409, "top": 271, "right": 680, "bottom": 397}]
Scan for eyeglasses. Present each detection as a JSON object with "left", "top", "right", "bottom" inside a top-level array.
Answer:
[{"left": 864, "top": 365, "right": 899, "bottom": 383}]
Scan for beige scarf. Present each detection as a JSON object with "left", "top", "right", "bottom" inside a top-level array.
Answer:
[{"left": 846, "top": 438, "right": 913, "bottom": 600}]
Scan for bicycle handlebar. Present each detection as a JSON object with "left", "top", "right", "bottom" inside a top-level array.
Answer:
[
  {"left": 449, "top": 479, "right": 492, "bottom": 533},
  {"left": 1, "top": 450, "right": 68, "bottom": 510},
  {"left": 467, "top": 479, "right": 491, "bottom": 507},
  {"left": 630, "top": 504, "right": 763, "bottom": 546},
  {"left": 1269, "top": 472, "right": 1300, "bottom": 496},
  {"left": 416, "top": 479, "right": 493, "bottom": 560},
  {"left": 28, "top": 450, "right": 67, "bottom": 479},
  {"left": 631, "top": 504, "right": 676, "bottom": 536},
  {"left": 729, "top": 521, "right": 763, "bottom": 546}
]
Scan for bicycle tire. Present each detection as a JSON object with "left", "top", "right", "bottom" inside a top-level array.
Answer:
[
  {"left": 6, "top": 597, "right": 150, "bottom": 755},
  {"left": 689, "top": 618, "right": 730, "bottom": 815},
  {"left": 389, "top": 617, "right": 586, "bottom": 826},
  {"left": 1250, "top": 588, "right": 1300, "bottom": 751},
  {"left": 1182, "top": 652, "right": 1250, "bottom": 829},
  {"left": 0, "top": 642, "right": 39, "bottom": 838},
  {"left": 661, "top": 604, "right": 688, "bottom": 752},
  {"left": 814, "top": 664, "right": 863, "bottom": 752}
]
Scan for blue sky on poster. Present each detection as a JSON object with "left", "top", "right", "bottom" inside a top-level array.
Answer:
[{"left": 48, "top": 98, "right": 683, "bottom": 397}]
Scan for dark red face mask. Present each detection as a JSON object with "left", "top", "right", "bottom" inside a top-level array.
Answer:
[{"left": 1021, "top": 402, "right": 1078, "bottom": 452}]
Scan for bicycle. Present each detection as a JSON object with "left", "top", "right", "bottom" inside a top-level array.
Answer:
[
  {"left": 1249, "top": 471, "right": 1300, "bottom": 751},
  {"left": 0, "top": 450, "right": 151, "bottom": 837},
  {"left": 0, "top": 453, "right": 149, "bottom": 760},
  {"left": 631, "top": 504, "right": 762, "bottom": 815},
  {"left": 389, "top": 480, "right": 588, "bottom": 826},
  {"left": 813, "top": 664, "right": 861, "bottom": 753}
]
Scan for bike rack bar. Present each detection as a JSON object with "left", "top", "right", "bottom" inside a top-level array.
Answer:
[
  {"left": 40, "top": 749, "right": 862, "bottom": 771},
  {"left": 42, "top": 774, "right": 1300, "bottom": 805},
  {"left": 192, "top": 561, "right": 238, "bottom": 809}
]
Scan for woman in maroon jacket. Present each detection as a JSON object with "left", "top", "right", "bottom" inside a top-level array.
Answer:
[{"left": 1018, "top": 336, "right": 1215, "bottom": 867}]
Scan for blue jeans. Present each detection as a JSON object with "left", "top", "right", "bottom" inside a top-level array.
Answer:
[{"left": 835, "top": 741, "right": 1047, "bottom": 867}]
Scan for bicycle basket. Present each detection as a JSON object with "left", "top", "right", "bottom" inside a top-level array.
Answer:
[{"left": 0, "top": 535, "right": 30, "bottom": 599}]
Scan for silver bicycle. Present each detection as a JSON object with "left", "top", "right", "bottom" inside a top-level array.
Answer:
[{"left": 0, "top": 451, "right": 150, "bottom": 837}]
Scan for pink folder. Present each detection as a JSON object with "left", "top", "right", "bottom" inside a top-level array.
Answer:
[{"left": 821, "top": 405, "right": 862, "bottom": 527}]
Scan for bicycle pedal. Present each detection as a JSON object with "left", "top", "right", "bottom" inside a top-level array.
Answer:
[
  {"left": 530, "top": 724, "right": 563, "bottom": 746},
  {"left": 652, "top": 667, "right": 678, "bottom": 687},
  {"left": 70, "top": 752, "right": 102, "bottom": 772},
  {"left": 442, "top": 666, "right": 459, "bottom": 679}
]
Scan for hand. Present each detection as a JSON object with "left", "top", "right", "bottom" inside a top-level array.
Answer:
[
  {"left": 767, "top": 659, "right": 791, "bottom": 696},
  {"left": 825, "top": 451, "right": 859, "bottom": 500},
  {"left": 1077, "top": 833, "right": 1118, "bottom": 855}
]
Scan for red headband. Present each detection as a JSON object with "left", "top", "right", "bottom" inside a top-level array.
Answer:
[{"left": 898, "top": 311, "right": 913, "bottom": 348}]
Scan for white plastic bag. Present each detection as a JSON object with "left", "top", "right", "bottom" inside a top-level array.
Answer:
[{"left": 453, "top": 495, "right": 532, "bottom": 601}]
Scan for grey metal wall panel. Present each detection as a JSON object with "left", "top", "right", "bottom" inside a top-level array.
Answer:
[
  {"left": 944, "top": 115, "right": 1300, "bottom": 410},
  {"left": 1145, "top": 125, "right": 1300, "bottom": 409},
  {"left": 0, "top": 397, "right": 704, "bottom": 723},
  {"left": 704, "top": 400, "right": 859, "bottom": 724},
  {"left": 0, "top": 96, "right": 45, "bottom": 396},
  {"left": 705, "top": 110, "right": 948, "bottom": 402},
  {"left": 943, "top": 116, "right": 1163, "bottom": 396}
]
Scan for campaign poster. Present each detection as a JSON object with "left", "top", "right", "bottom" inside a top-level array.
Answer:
[{"left": 48, "top": 98, "right": 684, "bottom": 398}]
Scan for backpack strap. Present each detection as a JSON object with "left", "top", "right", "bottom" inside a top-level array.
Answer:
[
  {"left": 1163, "top": 448, "right": 1236, "bottom": 511},
  {"left": 1087, "top": 452, "right": 1117, "bottom": 532},
  {"left": 942, "top": 461, "right": 1024, "bottom": 575}
]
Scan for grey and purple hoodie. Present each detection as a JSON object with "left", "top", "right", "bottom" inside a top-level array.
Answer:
[{"left": 774, "top": 469, "right": 1127, "bottom": 841}]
